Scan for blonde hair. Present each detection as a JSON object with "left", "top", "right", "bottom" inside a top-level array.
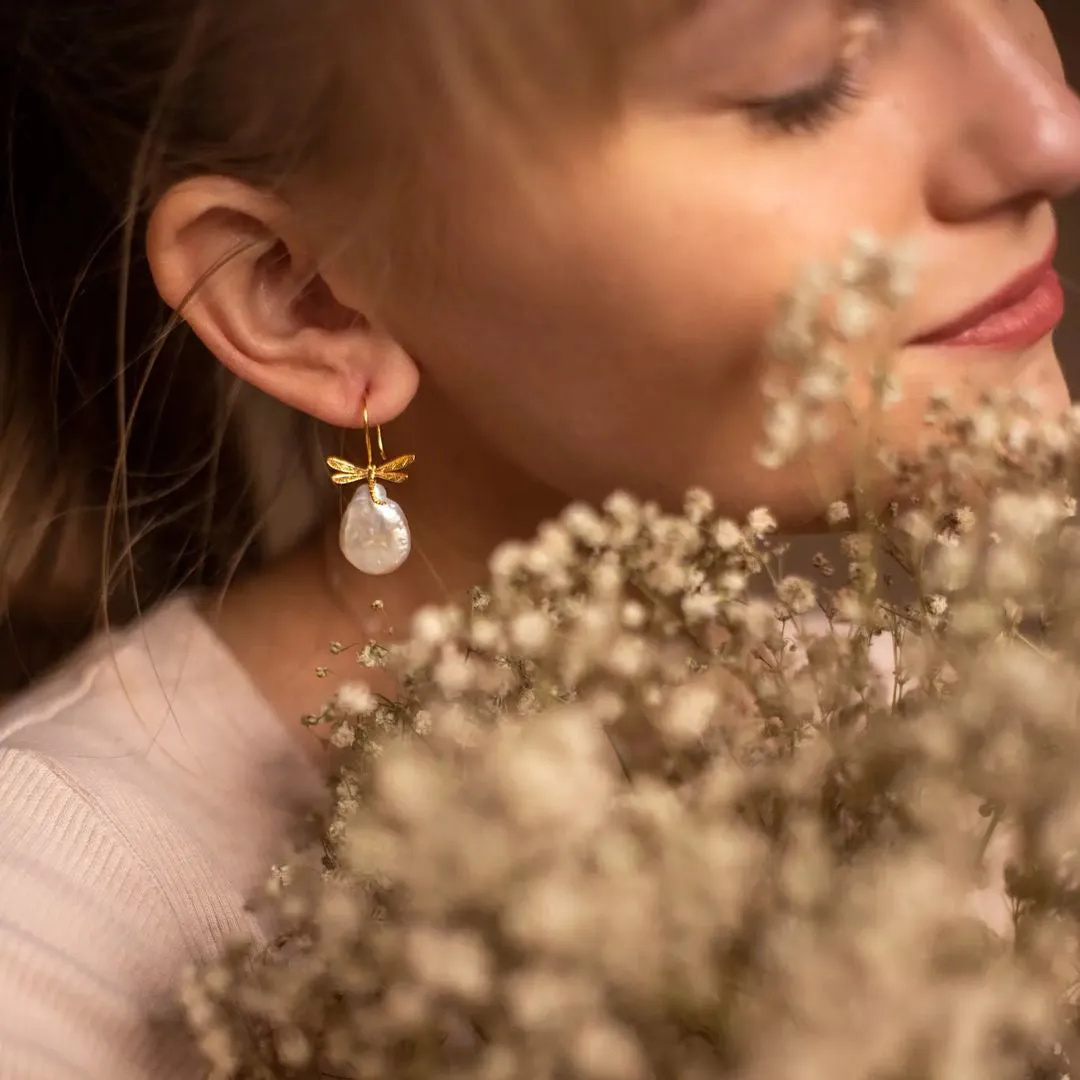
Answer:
[{"left": 0, "top": 0, "right": 698, "bottom": 691}]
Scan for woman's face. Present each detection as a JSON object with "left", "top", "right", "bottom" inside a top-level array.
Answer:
[{"left": 332, "top": 0, "right": 1080, "bottom": 527}]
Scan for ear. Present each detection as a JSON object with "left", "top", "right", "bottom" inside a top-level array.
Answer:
[{"left": 146, "top": 176, "right": 418, "bottom": 427}]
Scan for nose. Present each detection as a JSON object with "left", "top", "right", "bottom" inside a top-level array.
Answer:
[{"left": 924, "top": 1, "right": 1080, "bottom": 222}]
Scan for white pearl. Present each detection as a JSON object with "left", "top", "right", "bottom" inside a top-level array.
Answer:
[{"left": 339, "top": 483, "right": 411, "bottom": 575}]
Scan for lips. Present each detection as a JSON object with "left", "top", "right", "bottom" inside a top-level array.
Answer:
[{"left": 907, "top": 238, "right": 1065, "bottom": 350}]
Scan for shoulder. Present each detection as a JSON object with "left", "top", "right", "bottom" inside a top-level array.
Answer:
[
  {"left": 0, "top": 596, "right": 323, "bottom": 865},
  {"left": 0, "top": 745, "right": 207, "bottom": 1078},
  {"left": 0, "top": 597, "right": 323, "bottom": 1079}
]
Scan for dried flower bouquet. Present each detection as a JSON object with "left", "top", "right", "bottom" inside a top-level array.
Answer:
[{"left": 183, "top": 237, "right": 1080, "bottom": 1080}]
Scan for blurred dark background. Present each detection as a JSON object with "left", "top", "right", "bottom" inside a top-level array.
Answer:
[{"left": 1046, "top": 0, "right": 1080, "bottom": 392}]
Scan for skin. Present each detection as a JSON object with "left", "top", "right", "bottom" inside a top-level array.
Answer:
[{"left": 147, "top": 0, "right": 1080, "bottom": 739}]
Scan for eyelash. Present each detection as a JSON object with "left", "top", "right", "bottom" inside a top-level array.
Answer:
[{"left": 742, "top": 58, "right": 864, "bottom": 136}]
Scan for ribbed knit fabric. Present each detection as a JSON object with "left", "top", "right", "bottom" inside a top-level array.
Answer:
[{"left": 0, "top": 598, "right": 323, "bottom": 1079}]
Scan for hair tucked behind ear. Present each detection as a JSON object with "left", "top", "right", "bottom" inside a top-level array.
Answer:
[{"left": 0, "top": 11, "right": 259, "bottom": 695}]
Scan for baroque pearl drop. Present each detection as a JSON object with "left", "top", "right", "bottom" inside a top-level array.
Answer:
[{"left": 339, "top": 483, "right": 411, "bottom": 575}]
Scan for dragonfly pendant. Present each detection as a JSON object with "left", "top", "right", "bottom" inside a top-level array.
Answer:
[{"left": 326, "top": 454, "right": 416, "bottom": 504}]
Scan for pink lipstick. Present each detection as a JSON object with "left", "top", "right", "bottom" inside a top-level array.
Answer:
[{"left": 909, "top": 241, "right": 1065, "bottom": 350}]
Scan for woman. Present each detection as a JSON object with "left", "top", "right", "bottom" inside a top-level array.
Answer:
[{"left": 1, "top": 1, "right": 1078, "bottom": 1076}]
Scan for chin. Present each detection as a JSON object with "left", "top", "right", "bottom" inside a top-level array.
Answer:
[{"left": 1018, "top": 341, "right": 1071, "bottom": 413}]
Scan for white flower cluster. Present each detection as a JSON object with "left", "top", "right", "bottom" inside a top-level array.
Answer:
[
  {"left": 181, "top": 242, "right": 1080, "bottom": 1080},
  {"left": 757, "top": 231, "right": 917, "bottom": 470}
]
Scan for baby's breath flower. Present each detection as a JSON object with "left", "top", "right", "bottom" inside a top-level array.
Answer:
[
  {"left": 510, "top": 611, "right": 553, "bottom": 656},
  {"left": 683, "top": 589, "right": 721, "bottom": 624},
  {"left": 926, "top": 541, "right": 976, "bottom": 593},
  {"left": 570, "top": 1021, "right": 646, "bottom": 1080},
  {"left": 589, "top": 559, "right": 623, "bottom": 598},
  {"left": 646, "top": 559, "right": 692, "bottom": 594},
  {"left": 718, "top": 570, "right": 748, "bottom": 597},
  {"left": 833, "top": 291, "right": 877, "bottom": 341},
  {"left": 712, "top": 518, "right": 744, "bottom": 552},
  {"left": 926, "top": 594, "right": 948, "bottom": 617},
  {"left": 562, "top": 502, "right": 609, "bottom": 547},
  {"left": 992, "top": 491, "right": 1065, "bottom": 541},
  {"left": 412, "top": 606, "right": 454, "bottom": 646},
  {"left": 898, "top": 509, "right": 934, "bottom": 546},
  {"left": 800, "top": 366, "right": 847, "bottom": 403},
  {"left": 840, "top": 532, "right": 874, "bottom": 562},
  {"left": 777, "top": 576, "right": 817, "bottom": 616},
  {"left": 329, "top": 722, "right": 357, "bottom": 749},
  {"left": 826, "top": 500, "right": 851, "bottom": 526},
  {"left": 739, "top": 597, "right": 778, "bottom": 639},
  {"left": 590, "top": 690, "right": 626, "bottom": 725},
  {"left": 606, "top": 636, "right": 647, "bottom": 679},
  {"left": 433, "top": 649, "right": 473, "bottom": 695},
  {"left": 335, "top": 681, "right": 376, "bottom": 715},
  {"left": 266, "top": 864, "right": 293, "bottom": 896},
  {"left": 357, "top": 641, "right": 387, "bottom": 668},
  {"left": 489, "top": 540, "right": 528, "bottom": 581},
  {"left": 469, "top": 617, "right": 503, "bottom": 652},
  {"left": 683, "top": 487, "right": 714, "bottom": 525},
  {"left": 603, "top": 490, "right": 641, "bottom": 523},
  {"left": 831, "top": 587, "right": 864, "bottom": 623},
  {"left": 620, "top": 601, "right": 647, "bottom": 630},
  {"left": 407, "top": 926, "right": 492, "bottom": 1002},
  {"left": 747, "top": 507, "right": 778, "bottom": 537},
  {"left": 662, "top": 682, "right": 719, "bottom": 745}
]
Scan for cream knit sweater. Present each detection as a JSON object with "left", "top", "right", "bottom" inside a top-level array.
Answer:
[{"left": 0, "top": 598, "right": 322, "bottom": 1079}]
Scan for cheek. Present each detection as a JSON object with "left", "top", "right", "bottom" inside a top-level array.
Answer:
[
  {"left": 387, "top": 112, "right": 926, "bottom": 510},
  {"left": 559, "top": 102, "right": 932, "bottom": 338}
]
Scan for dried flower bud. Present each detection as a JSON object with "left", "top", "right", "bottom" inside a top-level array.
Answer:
[{"left": 826, "top": 501, "right": 852, "bottom": 526}]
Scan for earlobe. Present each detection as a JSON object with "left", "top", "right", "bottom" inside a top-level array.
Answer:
[{"left": 145, "top": 176, "right": 419, "bottom": 428}]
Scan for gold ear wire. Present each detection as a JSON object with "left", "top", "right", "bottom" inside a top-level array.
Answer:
[
  {"left": 362, "top": 401, "right": 388, "bottom": 470},
  {"left": 326, "top": 399, "right": 415, "bottom": 506}
]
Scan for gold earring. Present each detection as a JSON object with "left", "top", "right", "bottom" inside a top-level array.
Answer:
[{"left": 326, "top": 403, "right": 415, "bottom": 575}]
